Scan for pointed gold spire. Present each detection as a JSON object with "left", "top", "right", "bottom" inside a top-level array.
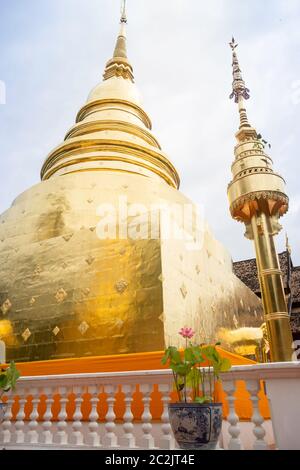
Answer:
[
  {"left": 113, "top": 0, "right": 127, "bottom": 58},
  {"left": 103, "top": 0, "right": 134, "bottom": 82},
  {"left": 229, "top": 38, "right": 251, "bottom": 130},
  {"left": 227, "top": 38, "right": 293, "bottom": 362},
  {"left": 41, "top": 0, "right": 179, "bottom": 189}
]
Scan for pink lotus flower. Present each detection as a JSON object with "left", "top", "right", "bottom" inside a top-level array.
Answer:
[{"left": 179, "top": 327, "right": 195, "bottom": 339}]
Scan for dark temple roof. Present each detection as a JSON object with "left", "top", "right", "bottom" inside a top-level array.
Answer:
[
  {"left": 233, "top": 251, "right": 300, "bottom": 304},
  {"left": 291, "top": 266, "right": 300, "bottom": 303}
]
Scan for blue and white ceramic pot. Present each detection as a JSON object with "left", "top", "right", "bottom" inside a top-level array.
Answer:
[
  {"left": 168, "top": 402, "right": 223, "bottom": 450},
  {"left": 0, "top": 402, "right": 7, "bottom": 424}
]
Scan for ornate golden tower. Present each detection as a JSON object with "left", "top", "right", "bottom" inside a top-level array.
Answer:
[
  {"left": 227, "top": 38, "right": 293, "bottom": 362},
  {"left": 0, "top": 14, "right": 263, "bottom": 362}
]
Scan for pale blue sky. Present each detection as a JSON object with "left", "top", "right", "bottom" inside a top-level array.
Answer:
[{"left": 0, "top": 0, "right": 300, "bottom": 263}]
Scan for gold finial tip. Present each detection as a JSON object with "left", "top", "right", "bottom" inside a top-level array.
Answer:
[
  {"left": 229, "top": 37, "right": 238, "bottom": 50},
  {"left": 229, "top": 38, "right": 251, "bottom": 104},
  {"left": 120, "top": 0, "right": 127, "bottom": 23}
]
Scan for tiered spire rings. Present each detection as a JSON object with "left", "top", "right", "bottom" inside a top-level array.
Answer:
[{"left": 227, "top": 38, "right": 293, "bottom": 362}]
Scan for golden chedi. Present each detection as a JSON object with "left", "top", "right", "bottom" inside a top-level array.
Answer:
[
  {"left": 228, "top": 38, "right": 293, "bottom": 361},
  {"left": 0, "top": 15, "right": 263, "bottom": 362}
]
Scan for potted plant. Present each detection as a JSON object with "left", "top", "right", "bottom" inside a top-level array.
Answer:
[
  {"left": 162, "top": 327, "right": 231, "bottom": 450},
  {"left": 0, "top": 362, "right": 20, "bottom": 423}
]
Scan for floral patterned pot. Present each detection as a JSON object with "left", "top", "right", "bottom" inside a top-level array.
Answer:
[
  {"left": 168, "top": 402, "right": 223, "bottom": 450},
  {"left": 0, "top": 402, "right": 7, "bottom": 424}
]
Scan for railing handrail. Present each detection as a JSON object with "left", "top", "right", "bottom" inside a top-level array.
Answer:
[
  {"left": 220, "top": 361, "right": 300, "bottom": 381},
  {"left": 11, "top": 369, "right": 173, "bottom": 389},
  {"left": 11, "top": 361, "right": 300, "bottom": 389}
]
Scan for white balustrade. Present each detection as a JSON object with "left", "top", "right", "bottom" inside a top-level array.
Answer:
[{"left": 0, "top": 363, "right": 299, "bottom": 450}]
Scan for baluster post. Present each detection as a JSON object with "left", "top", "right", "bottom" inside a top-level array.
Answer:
[
  {"left": 223, "top": 380, "right": 243, "bottom": 450},
  {"left": 103, "top": 385, "right": 119, "bottom": 448},
  {"left": 15, "top": 391, "right": 27, "bottom": 444},
  {"left": 120, "top": 384, "right": 136, "bottom": 449},
  {"left": 247, "top": 379, "right": 268, "bottom": 450},
  {"left": 86, "top": 385, "right": 101, "bottom": 447},
  {"left": 54, "top": 387, "right": 69, "bottom": 446},
  {"left": 70, "top": 386, "right": 84, "bottom": 446},
  {"left": 26, "top": 388, "right": 40, "bottom": 445},
  {"left": 138, "top": 384, "right": 156, "bottom": 449},
  {"left": 158, "top": 384, "right": 174, "bottom": 450},
  {"left": 1, "top": 393, "right": 15, "bottom": 445},
  {"left": 41, "top": 387, "right": 54, "bottom": 445}
]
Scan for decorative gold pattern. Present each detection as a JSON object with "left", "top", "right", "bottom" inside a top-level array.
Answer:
[
  {"left": 63, "top": 233, "right": 74, "bottom": 242},
  {"left": 55, "top": 288, "right": 68, "bottom": 303},
  {"left": 22, "top": 328, "right": 31, "bottom": 342},
  {"left": 264, "top": 312, "right": 290, "bottom": 321},
  {"left": 85, "top": 255, "right": 95, "bottom": 266},
  {"left": 78, "top": 321, "right": 89, "bottom": 336},
  {"left": 115, "top": 280, "right": 129, "bottom": 294},
  {"left": 229, "top": 191, "right": 289, "bottom": 221},
  {"left": 52, "top": 326, "right": 60, "bottom": 336},
  {"left": 104, "top": 62, "right": 134, "bottom": 82},
  {"left": 114, "top": 318, "right": 124, "bottom": 329},
  {"left": 158, "top": 313, "right": 165, "bottom": 323},
  {"left": 180, "top": 284, "right": 187, "bottom": 299},
  {"left": 0, "top": 299, "right": 12, "bottom": 315},
  {"left": 261, "top": 268, "right": 283, "bottom": 276},
  {"left": 34, "top": 265, "right": 42, "bottom": 276}
]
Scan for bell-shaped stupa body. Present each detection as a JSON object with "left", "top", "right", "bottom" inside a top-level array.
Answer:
[{"left": 0, "top": 19, "right": 263, "bottom": 362}]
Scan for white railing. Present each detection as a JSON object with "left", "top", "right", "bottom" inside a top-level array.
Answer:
[{"left": 0, "top": 362, "right": 299, "bottom": 450}]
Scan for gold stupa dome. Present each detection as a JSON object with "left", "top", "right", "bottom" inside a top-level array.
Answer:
[
  {"left": 0, "top": 12, "right": 263, "bottom": 362},
  {"left": 87, "top": 75, "right": 142, "bottom": 105},
  {"left": 40, "top": 16, "right": 179, "bottom": 189}
]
